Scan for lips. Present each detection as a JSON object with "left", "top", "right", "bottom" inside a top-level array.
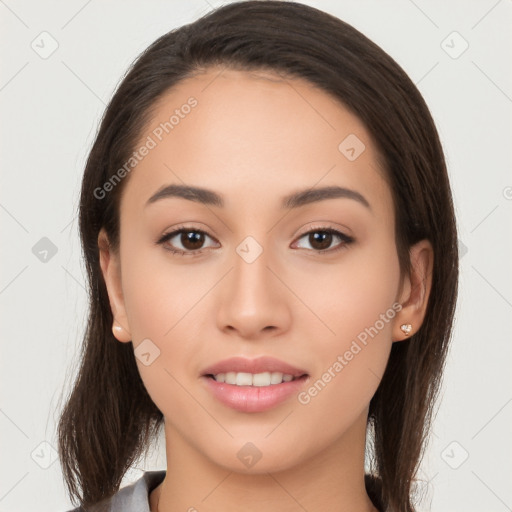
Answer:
[{"left": 200, "top": 356, "right": 309, "bottom": 413}]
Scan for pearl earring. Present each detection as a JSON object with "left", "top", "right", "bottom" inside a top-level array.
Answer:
[
  {"left": 400, "top": 323, "right": 412, "bottom": 336},
  {"left": 112, "top": 323, "right": 124, "bottom": 336}
]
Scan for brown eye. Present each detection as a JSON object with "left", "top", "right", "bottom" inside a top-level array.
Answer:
[
  {"left": 308, "top": 231, "right": 333, "bottom": 250},
  {"left": 157, "top": 228, "right": 219, "bottom": 255},
  {"left": 181, "top": 231, "right": 205, "bottom": 250},
  {"left": 294, "top": 228, "right": 354, "bottom": 253}
]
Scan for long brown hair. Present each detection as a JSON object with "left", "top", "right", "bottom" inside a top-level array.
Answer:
[{"left": 57, "top": 2, "right": 458, "bottom": 510}]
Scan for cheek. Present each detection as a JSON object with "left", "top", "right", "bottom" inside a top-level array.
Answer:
[
  {"left": 120, "top": 242, "right": 214, "bottom": 341},
  {"left": 292, "top": 297, "right": 397, "bottom": 452},
  {"left": 295, "top": 234, "right": 400, "bottom": 346},
  {"left": 293, "top": 237, "right": 400, "bottom": 410},
  {"left": 119, "top": 255, "right": 206, "bottom": 417},
  {"left": 118, "top": 241, "right": 221, "bottom": 402}
]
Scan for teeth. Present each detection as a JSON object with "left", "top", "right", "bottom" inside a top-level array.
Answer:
[
  {"left": 270, "top": 372, "right": 284, "bottom": 384},
  {"left": 213, "top": 371, "right": 297, "bottom": 386},
  {"left": 236, "top": 372, "right": 253, "bottom": 386}
]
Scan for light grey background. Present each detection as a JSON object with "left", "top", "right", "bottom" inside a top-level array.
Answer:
[{"left": 1, "top": 1, "right": 511, "bottom": 511}]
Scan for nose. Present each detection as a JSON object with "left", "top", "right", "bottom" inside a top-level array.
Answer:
[{"left": 216, "top": 242, "right": 292, "bottom": 340}]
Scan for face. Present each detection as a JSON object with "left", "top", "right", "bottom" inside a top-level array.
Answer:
[{"left": 99, "top": 67, "right": 429, "bottom": 474}]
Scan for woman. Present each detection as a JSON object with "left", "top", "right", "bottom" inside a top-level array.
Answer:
[{"left": 58, "top": 1, "right": 459, "bottom": 511}]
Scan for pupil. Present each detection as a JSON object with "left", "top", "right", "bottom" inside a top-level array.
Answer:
[
  {"left": 182, "top": 231, "right": 204, "bottom": 250},
  {"left": 310, "top": 231, "right": 332, "bottom": 250}
]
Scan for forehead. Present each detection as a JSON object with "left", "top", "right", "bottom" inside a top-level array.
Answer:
[{"left": 120, "top": 67, "right": 392, "bottom": 217}]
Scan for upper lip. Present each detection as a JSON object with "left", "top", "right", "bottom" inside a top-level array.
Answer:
[{"left": 201, "top": 356, "right": 308, "bottom": 378}]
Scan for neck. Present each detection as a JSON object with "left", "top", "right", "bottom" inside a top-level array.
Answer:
[{"left": 152, "top": 410, "right": 378, "bottom": 512}]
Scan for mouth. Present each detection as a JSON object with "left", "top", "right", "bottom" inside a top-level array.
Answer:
[
  {"left": 200, "top": 356, "right": 309, "bottom": 413},
  {"left": 201, "top": 355, "right": 308, "bottom": 379},
  {"left": 204, "top": 371, "right": 307, "bottom": 386}
]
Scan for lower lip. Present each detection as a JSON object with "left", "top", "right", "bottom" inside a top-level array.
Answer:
[{"left": 202, "top": 375, "right": 309, "bottom": 413}]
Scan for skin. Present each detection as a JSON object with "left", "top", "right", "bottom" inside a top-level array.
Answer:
[{"left": 98, "top": 67, "right": 433, "bottom": 512}]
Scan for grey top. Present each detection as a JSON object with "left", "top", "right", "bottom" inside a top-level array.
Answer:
[{"left": 66, "top": 470, "right": 165, "bottom": 512}]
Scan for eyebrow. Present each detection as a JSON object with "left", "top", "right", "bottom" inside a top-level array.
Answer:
[{"left": 145, "top": 183, "right": 371, "bottom": 210}]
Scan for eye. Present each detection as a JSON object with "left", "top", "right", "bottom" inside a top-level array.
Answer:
[
  {"left": 293, "top": 227, "right": 354, "bottom": 253},
  {"left": 157, "top": 227, "right": 219, "bottom": 256},
  {"left": 156, "top": 225, "right": 354, "bottom": 256}
]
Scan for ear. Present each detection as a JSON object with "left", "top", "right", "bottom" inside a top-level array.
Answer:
[
  {"left": 98, "top": 228, "right": 132, "bottom": 343},
  {"left": 393, "top": 239, "right": 434, "bottom": 342}
]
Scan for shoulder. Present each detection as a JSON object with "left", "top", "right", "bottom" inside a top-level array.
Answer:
[{"left": 64, "top": 470, "right": 166, "bottom": 512}]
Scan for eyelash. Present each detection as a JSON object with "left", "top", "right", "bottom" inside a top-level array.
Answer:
[{"left": 156, "top": 224, "right": 355, "bottom": 257}]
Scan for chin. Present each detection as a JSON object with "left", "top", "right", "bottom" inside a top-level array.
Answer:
[{"left": 199, "top": 434, "right": 316, "bottom": 475}]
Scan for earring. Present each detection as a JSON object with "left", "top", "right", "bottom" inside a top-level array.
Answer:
[
  {"left": 112, "top": 322, "right": 125, "bottom": 336},
  {"left": 400, "top": 323, "right": 412, "bottom": 336},
  {"left": 112, "top": 321, "right": 131, "bottom": 342}
]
